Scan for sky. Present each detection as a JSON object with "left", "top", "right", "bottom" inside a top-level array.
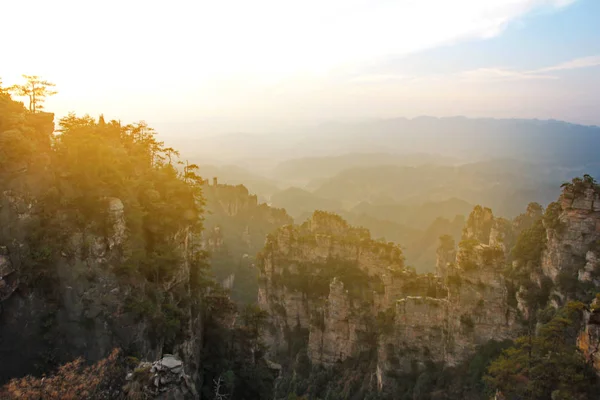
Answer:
[{"left": 1, "top": 0, "right": 600, "bottom": 134}]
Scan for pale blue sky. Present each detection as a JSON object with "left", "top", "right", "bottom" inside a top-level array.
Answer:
[{"left": 1, "top": 0, "right": 599, "bottom": 131}]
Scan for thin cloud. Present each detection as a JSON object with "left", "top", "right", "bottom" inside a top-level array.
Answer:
[
  {"left": 458, "top": 68, "right": 557, "bottom": 82},
  {"left": 427, "top": 55, "right": 600, "bottom": 83},
  {"left": 532, "top": 56, "right": 600, "bottom": 73}
]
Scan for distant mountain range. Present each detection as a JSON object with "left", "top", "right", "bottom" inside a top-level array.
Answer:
[{"left": 178, "top": 117, "right": 600, "bottom": 175}]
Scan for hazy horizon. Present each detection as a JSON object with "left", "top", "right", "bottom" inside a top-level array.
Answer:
[{"left": 3, "top": 0, "right": 600, "bottom": 134}]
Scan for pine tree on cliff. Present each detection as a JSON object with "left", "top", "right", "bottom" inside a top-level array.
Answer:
[
  {"left": 485, "top": 301, "right": 598, "bottom": 399},
  {"left": 8, "top": 75, "right": 56, "bottom": 113}
]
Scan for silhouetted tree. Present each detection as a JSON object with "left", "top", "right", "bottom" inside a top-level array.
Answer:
[{"left": 9, "top": 75, "right": 57, "bottom": 112}]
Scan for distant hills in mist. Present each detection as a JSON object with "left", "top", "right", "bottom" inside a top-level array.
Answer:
[
  {"left": 177, "top": 115, "right": 600, "bottom": 272},
  {"left": 179, "top": 116, "right": 600, "bottom": 171}
]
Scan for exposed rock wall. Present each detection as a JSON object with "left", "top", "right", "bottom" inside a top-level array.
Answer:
[
  {"left": 259, "top": 209, "right": 516, "bottom": 390},
  {"left": 578, "top": 304, "right": 600, "bottom": 374},
  {"left": 308, "top": 278, "right": 367, "bottom": 366},
  {"left": 377, "top": 296, "right": 449, "bottom": 388},
  {"left": 125, "top": 354, "right": 198, "bottom": 399},
  {"left": 541, "top": 186, "right": 600, "bottom": 284},
  {"left": 258, "top": 211, "right": 405, "bottom": 361}
]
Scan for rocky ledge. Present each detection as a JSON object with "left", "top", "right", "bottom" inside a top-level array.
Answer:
[{"left": 125, "top": 355, "right": 198, "bottom": 400}]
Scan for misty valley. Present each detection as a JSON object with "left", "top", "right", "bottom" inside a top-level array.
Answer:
[{"left": 2, "top": 73, "right": 600, "bottom": 400}]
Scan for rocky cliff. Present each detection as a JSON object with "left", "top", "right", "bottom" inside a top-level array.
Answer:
[
  {"left": 0, "top": 189, "right": 203, "bottom": 387},
  {"left": 258, "top": 208, "right": 515, "bottom": 392},
  {"left": 541, "top": 179, "right": 600, "bottom": 287},
  {"left": 202, "top": 180, "right": 293, "bottom": 304},
  {"left": 377, "top": 206, "right": 515, "bottom": 387},
  {"left": 0, "top": 97, "right": 205, "bottom": 393}
]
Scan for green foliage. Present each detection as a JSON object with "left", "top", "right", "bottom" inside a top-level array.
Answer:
[
  {"left": 279, "top": 257, "right": 381, "bottom": 301},
  {"left": 7, "top": 75, "right": 57, "bottom": 113},
  {"left": 438, "top": 234, "right": 455, "bottom": 251},
  {"left": 513, "top": 202, "right": 544, "bottom": 234},
  {"left": 506, "top": 214, "right": 552, "bottom": 317},
  {"left": 485, "top": 301, "right": 598, "bottom": 399},
  {"left": 200, "top": 297, "right": 276, "bottom": 400},
  {"left": 561, "top": 175, "right": 600, "bottom": 196},
  {"left": 481, "top": 245, "right": 503, "bottom": 265},
  {"left": 458, "top": 238, "right": 480, "bottom": 270},
  {"left": 543, "top": 201, "right": 565, "bottom": 233},
  {"left": 511, "top": 218, "right": 547, "bottom": 266},
  {"left": 0, "top": 91, "right": 53, "bottom": 172}
]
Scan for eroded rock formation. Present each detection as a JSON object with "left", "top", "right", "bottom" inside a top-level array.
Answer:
[
  {"left": 125, "top": 355, "right": 198, "bottom": 399},
  {"left": 541, "top": 184, "right": 600, "bottom": 284},
  {"left": 258, "top": 208, "right": 515, "bottom": 390}
]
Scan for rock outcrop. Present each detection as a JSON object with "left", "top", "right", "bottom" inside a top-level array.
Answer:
[
  {"left": 541, "top": 183, "right": 600, "bottom": 285},
  {"left": 259, "top": 209, "right": 515, "bottom": 390},
  {"left": 125, "top": 355, "right": 198, "bottom": 400},
  {"left": 578, "top": 303, "right": 600, "bottom": 374},
  {"left": 258, "top": 211, "right": 406, "bottom": 362}
]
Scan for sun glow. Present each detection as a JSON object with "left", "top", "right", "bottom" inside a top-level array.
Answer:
[{"left": 0, "top": 0, "right": 581, "bottom": 122}]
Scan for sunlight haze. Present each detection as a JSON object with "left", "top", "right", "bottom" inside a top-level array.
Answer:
[{"left": 2, "top": 0, "right": 599, "bottom": 129}]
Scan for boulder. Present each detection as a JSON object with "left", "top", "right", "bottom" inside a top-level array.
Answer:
[{"left": 124, "top": 355, "right": 197, "bottom": 400}]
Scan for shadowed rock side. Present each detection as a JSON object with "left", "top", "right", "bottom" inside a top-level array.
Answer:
[
  {"left": 0, "top": 193, "right": 202, "bottom": 385},
  {"left": 201, "top": 180, "right": 293, "bottom": 305}
]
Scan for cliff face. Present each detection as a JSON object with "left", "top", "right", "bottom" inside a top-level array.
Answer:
[
  {"left": 202, "top": 181, "right": 293, "bottom": 304},
  {"left": 0, "top": 191, "right": 202, "bottom": 385},
  {"left": 258, "top": 209, "right": 514, "bottom": 390},
  {"left": 258, "top": 211, "right": 405, "bottom": 363},
  {"left": 578, "top": 300, "right": 600, "bottom": 374},
  {"left": 377, "top": 207, "right": 514, "bottom": 386},
  {"left": 541, "top": 185, "right": 600, "bottom": 285},
  {"left": 547, "top": 180, "right": 600, "bottom": 375}
]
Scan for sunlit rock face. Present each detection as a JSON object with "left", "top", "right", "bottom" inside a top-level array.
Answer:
[
  {"left": 578, "top": 303, "right": 600, "bottom": 375},
  {"left": 541, "top": 185, "right": 600, "bottom": 284}
]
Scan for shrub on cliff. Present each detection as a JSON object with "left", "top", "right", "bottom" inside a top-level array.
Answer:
[
  {"left": 0, "top": 349, "right": 127, "bottom": 399},
  {"left": 543, "top": 201, "right": 565, "bottom": 234},
  {"left": 485, "top": 301, "right": 598, "bottom": 399},
  {"left": 511, "top": 218, "right": 547, "bottom": 268}
]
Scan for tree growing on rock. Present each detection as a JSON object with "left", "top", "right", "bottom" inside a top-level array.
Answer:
[
  {"left": 484, "top": 301, "right": 598, "bottom": 399},
  {"left": 9, "top": 75, "right": 57, "bottom": 112}
]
